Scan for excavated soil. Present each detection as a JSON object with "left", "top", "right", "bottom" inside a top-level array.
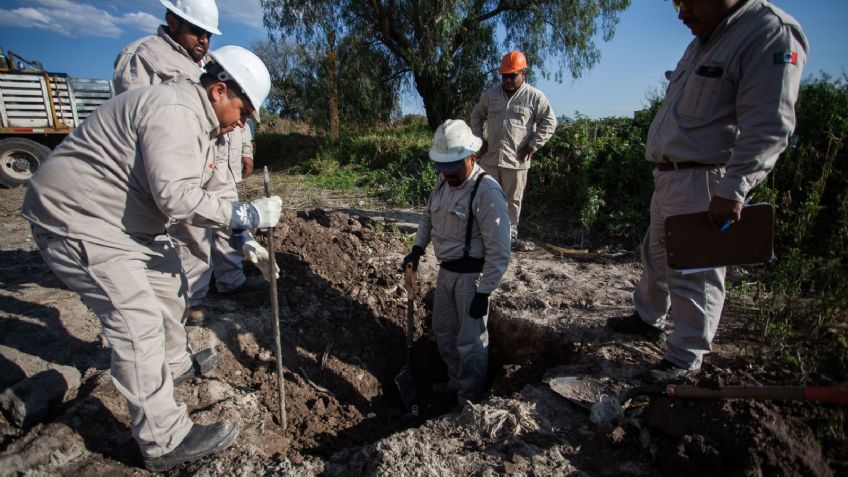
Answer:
[{"left": 0, "top": 178, "right": 845, "bottom": 476}]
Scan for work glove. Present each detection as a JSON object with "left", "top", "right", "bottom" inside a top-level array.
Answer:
[
  {"left": 252, "top": 196, "right": 283, "bottom": 228},
  {"left": 402, "top": 245, "right": 425, "bottom": 272},
  {"left": 230, "top": 196, "right": 283, "bottom": 230},
  {"left": 243, "top": 240, "right": 279, "bottom": 282},
  {"left": 469, "top": 292, "right": 490, "bottom": 319}
]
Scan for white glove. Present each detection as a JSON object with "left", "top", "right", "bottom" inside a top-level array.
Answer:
[
  {"left": 252, "top": 196, "right": 283, "bottom": 229},
  {"left": 243, "top": 240, "right": 279, "bottom": 282}
]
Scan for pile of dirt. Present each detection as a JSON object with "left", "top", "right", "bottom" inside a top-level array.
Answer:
[{"left": 1, "top": 184, "right": 846, "bottom": 475}]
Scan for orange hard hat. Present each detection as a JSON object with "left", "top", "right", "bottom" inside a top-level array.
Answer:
[{"left": 499, "top": 51, "right": 527, "bottom": 74}]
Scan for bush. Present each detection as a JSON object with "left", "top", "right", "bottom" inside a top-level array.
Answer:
[
  {"left": 254, "top": 117, "right": 435, "bottom": 207},
  {"left": 753, "top": 74, "right": 848, "bottom": 379}
]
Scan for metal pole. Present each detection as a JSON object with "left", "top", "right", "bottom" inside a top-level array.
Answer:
[{"left": 263, "top": 166, "right": 286, "bottom": 429}]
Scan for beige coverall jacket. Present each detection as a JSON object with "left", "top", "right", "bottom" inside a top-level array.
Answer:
[
  {"left": 470, "top": 83, "right": 556, "bottom": 231},
  {"left": 414, "top": 165, "right": 511, "bottom": 402},
  {"left": 635, "top": 0, "right": 807, "bottom": 370},
  {"left": 470, "top": 83, "right": 557, "bottom": 171},
  {"left": 115, "top": 26, "right": 254, "bottom": 297},
  {"left": 114, "top": 26, "right": 203, "bottom": 94},
  {"left": 22, "top": 82, "right": 234, "bottom": 458}
]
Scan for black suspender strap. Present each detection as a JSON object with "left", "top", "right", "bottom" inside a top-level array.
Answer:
[{"left": 463, "top": 172, "right": 488, "bottom": 258}]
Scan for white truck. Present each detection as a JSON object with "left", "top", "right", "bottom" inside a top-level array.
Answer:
[{"left": 0, "top": 48, "right": 114, "bottom": 187}]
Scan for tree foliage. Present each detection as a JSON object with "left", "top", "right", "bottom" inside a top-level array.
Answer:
[
  {"left": 253, "top": 30, "right": 400, "bottom": 131},
  {"left": 261, "top": 0, "right": 631, "bottom": 130},
  {"left": 260, "top": 0, "right": 401, "bottom": 135}
]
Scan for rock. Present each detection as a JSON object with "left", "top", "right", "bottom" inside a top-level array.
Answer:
[{"left": 0, "top": 368, "right": 81, "bottom": 428}]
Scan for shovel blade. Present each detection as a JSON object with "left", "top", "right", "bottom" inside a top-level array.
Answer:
[
  {"left": 549, "top": 376, "right": 608, "bottom": 410},
  {"left": 394, "top": 366, "right": 417, "bottom": 411}
]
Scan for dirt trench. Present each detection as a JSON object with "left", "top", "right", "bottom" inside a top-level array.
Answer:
[
  {"left": 197, "top": 207, "right": 576, "bottom": 463},
  {"left": 1, "top": 183, "right": 845, "bottom": 476}
]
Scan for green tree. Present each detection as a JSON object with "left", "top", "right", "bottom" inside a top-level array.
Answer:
[
  {"left": 262, "top": 0, "right": 347, "bottom": 139},
  {"left": 253, "top": 34, "right": 400, "bottom": 130},
  {"left": 261, "top": 0, "right": 630, "bottom": 130}
]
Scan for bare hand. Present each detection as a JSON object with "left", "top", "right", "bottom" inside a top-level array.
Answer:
[
  {"left": 241, "top": 157, "right": 254, "bottom": 178},
  {"left": 517, "top": 145, "right": 534, "bottom": 163},
  {"left": 707, "top": 196, "right": 742, "bottom": 227}
]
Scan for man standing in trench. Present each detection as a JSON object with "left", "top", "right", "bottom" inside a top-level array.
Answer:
[
  {"left": 402, "top": 120, "right": 511, "bottom": 409},
  {"left": 470, "top": 50, "right": 557, "bottom": 251},
  {"left": 114, "top": 0, "right": 265, "bottom": 326},
  {"left": 607, "top": 0, "right": 807, "bottom": 382},
  {"left": 22, "top": 46, "right": 279, "bottom": 471}
]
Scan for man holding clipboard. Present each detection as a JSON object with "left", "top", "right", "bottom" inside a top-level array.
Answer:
[{"left": 607, "top": 0, "right": 807, "bottom": 383}]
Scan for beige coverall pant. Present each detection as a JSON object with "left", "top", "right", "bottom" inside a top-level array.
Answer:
[
  {"left": 32, "top": 225, "right": 193, "bottom": 458},
  {"left": 478, "top": 164, "right": 527, "bottom": 237},
  {"left": 634, "top": 167, "right": 726, "bottom": 370},
  {"left": 432, "top": 268, "right": 489, "bottom": 404}
]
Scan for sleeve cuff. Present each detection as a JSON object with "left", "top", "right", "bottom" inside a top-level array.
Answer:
[
  {"left": 714, "top": 176, "right": 749, "bottom": 203},
  {"left": 230, "top": 202, "right": 259, "bottom": 229}
]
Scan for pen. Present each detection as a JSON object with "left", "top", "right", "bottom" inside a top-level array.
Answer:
[{"left": 719, "top": 196, "right": 753, "bottom": 233}]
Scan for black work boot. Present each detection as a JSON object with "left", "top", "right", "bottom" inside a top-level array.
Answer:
[
  {"left": 143, "top": 421, "right": 239, "bottom": 472},
  {"left": 174, "top": 349, "right": 220, "bottom": 386},
  {"left": 215, "top": 274, "right": 267, "bottom": 297},
  {"left": 606, "top": 312, "right": 666, "bottom": 342},
  {"left": 643, "top": 359, "right": 699, "bottom": 384},
  {"left": 430, "top": 382, "right": 457, "bottom": 396},
  {"left": 184, "top": 305, "right": 207, "bottom": 327}
]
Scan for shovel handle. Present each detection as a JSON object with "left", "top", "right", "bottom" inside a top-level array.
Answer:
[
  {"left": 804, "top": 382, "right": 848, "bottom": 405},
  {"left": 404, "top": 263, "right": 415, "bottom": 300},
  {"left": 666, "top": 382, "right": 848, "bottom": 405}
]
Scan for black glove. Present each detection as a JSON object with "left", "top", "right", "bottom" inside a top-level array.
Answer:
[
  {"left": 469, "top": 292, "right": 490, "bottom": 319},
  {"left": 402, "top": 245, "right": 425, "bottom": 271}
]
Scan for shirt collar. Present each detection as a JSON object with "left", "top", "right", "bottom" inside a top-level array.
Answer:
[
  {"left": 193, "top": 82, "right": 221, "bottom": 138},
  {"left": 701, "top": 0, "right": 757, "bottom": 46},
  {"left": 157, "top": 25, "right": 208, "bottom": 67}
]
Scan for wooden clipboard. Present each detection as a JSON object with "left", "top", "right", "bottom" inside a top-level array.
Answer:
[{"left": 665, "top": 203, "right": 775, "bottom": 270}]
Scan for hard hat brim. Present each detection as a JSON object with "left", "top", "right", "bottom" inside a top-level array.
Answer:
[
  {"left": 431, "top": 159, "right": 465, "bottom": 172},
  {"left": 160, "top": 0, "right": 222, "bottom": 35}
]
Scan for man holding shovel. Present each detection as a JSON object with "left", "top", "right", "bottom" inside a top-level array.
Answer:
[
  {"left": 607, "top": 0, "right": 807, "bottom": 383},
  {"left": 402, "top": 119, "right": 511, "bottom": 410},
  {"left": 22, "top": 46, "right": 278, "bottom": 471}
]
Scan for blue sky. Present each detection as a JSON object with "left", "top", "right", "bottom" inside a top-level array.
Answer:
[{"left": 0, "top": 0, "right": 845, "bottom": 119}]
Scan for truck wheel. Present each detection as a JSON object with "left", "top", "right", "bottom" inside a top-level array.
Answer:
[{"left": 0, "top": 138, "right": 51, "bottom": 187}]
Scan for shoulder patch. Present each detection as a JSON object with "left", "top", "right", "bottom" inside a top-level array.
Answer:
[{"left": 773, "top": 51, "right": 798, "bottom": 65}]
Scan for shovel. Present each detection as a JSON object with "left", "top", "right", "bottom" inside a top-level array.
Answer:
[
  {"left": 625, "top": 381, "right": 848, "bottom": 405},
  {"left": 394, "top": 263, "right": 419, "bottom": 416},
  {"left": 550, "top": 376, "right": 848, "bottom": 406}
]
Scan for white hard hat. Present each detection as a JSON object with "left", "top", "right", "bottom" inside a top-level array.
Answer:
[
  {"left": 160, "top": 0, "right": 222, "bottom": 36},
  {"left": 208, "top": 46, "right": 271, "bottom": 122},
  {"left": 429, "top": 119, "right": 482, "bottom": 166}
]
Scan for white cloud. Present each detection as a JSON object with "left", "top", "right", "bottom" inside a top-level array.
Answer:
[
  {"left": 218, "top": 0, "right": 264, "bottom": 29},
  {"left": 0, "top": 0, "right": 160, "bottom": 38},
  {"left": 118, "top": 11, "right": 162, "bottom": 32}
]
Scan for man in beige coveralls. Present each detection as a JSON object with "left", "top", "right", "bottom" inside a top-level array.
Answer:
[
  {"left": 402, "top": 120, "right": 511, "bottom": 408},
  {"left": 607, "top": 0, "right": 807, "bottom": 383},
  {"left": 470, "top": 51, "right": 557, "bottom": 249},
  {"left": 22, "top": 46, "right": 277, "bottom": 471},
  {"left": 114, "top": 0, "right": 265, "bottom": 325}
]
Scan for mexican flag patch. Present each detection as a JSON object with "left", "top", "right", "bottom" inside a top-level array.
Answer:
[{"left": 773, "top": 51, "right": 798, "bottom": 65}]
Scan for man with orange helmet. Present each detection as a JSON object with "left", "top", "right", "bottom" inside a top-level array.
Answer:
[{"left": 471, "top": 50, "right": 557, "bottom": 250}]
